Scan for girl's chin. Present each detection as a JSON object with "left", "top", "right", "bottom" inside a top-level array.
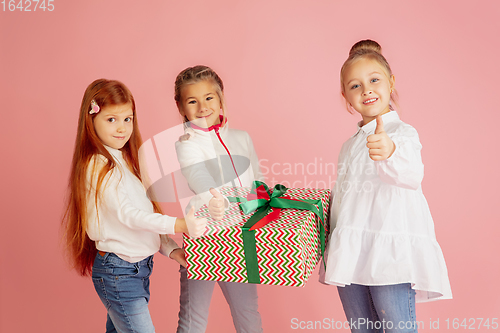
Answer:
[
  {"left": 189, "top": 115, "right": 220, "bottom": 128},
  {"left": 189, "top": 118, "right": 211, "bottom": 127}
]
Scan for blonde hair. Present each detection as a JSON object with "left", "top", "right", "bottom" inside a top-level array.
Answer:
[
  {"left": 340, "top": 40, "right": 399, "bottom": 112},
  {"left": 174, "top": 65, "right": 227, "bottom": 126}
]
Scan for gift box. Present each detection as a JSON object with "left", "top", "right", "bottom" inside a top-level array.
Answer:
[{"left": 184, "top": 182, "right": 331, "bottom": 287}]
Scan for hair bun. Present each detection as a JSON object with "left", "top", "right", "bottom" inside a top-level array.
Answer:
[{"left": 349, "top": 39, "right": 382, "bottom": 56}]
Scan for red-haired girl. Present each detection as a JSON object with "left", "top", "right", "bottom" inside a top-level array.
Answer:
[{"left": 62, "top": 79, "right": 207, "bottom": 332}]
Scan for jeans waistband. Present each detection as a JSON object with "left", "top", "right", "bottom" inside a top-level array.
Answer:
[{"left": 95, "top": 252, "right": 154, "bottom": 266}]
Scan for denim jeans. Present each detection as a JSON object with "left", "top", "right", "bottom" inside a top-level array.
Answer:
[
  {"left": 92, "top": 252, "right": 155, "bottom": 333},
  {"left": 337, "top": 283, "right": 417, "bottom": 333},
  {"left": 176, "top": 266, "right": 263, "bottom": 333}
]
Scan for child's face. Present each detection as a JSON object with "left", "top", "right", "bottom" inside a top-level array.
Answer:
[
  {"left": 178, "top": 80, "right": 222, "bottom": 128},
  {"left": 93, "top": 103, "right": 134, "bottom": 150},
  {"left": 342, "top": 58, "right": 395, "bottom": 126}
]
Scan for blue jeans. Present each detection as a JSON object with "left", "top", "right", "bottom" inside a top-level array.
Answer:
[
  {"left": 337, "top": 283, "right": 417, "bottom": 333},
  {"left": 92, "top": 252, "right": 155, "bottom": 333}
]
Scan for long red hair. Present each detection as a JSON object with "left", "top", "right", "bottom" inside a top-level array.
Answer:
[{"left": 62, "top": 79, "right": 162, "bottom": 276}]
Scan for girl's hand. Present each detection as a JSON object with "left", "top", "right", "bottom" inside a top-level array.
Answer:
[
  {"left": 169, "top": 248, "right": 187, "bottom": 268},
  {"left": 185, "top": 206, "right": 207, "bottom": 238},
  {"left": 174, "top": 206, "right": 207, "bottom": 238},
  {"left": 208, "top": 188, "right": 225, "bottom": 221},
  {"left": 366, "top": 115, "right": 396, "bottom": 161}
]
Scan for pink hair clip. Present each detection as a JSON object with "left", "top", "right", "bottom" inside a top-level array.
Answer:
[{"left": 89, "top": 100, "right": 100, "bottom": 114}]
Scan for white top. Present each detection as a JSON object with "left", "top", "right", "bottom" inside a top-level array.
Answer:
[
  {"left": 175, "top": 122, "right": 262, "bottom": 210},
  {"left": 324, "top": 111, "right": 452, "bottom": 303},
  {"left": 86, "top": 145, "right": 180, "bottom": 263}
]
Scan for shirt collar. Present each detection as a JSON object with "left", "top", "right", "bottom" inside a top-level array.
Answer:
[
  {"left": 189, "top": 115, "right": 224, "bottom": 133},
  {"left": 103, "top": 145, "right": 123, "bottom": 160},
  {"left": 358, "top": 111, "right": 400, "bottom": 134},
  {"left": 187, "top": 116, "right": 229, "bottom": 138}
]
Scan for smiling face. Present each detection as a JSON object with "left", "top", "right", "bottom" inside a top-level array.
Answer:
[
  {"left": 177, "top": 80, "right": 222, "bottom": 128},
  {"left": 93, "top": 103, "right": 134, "bottom": 149},
  {"left": 342, "top": 57, "right": 395, "bottom": 126}
]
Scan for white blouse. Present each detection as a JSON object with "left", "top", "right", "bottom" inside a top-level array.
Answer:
[
  {"left": 324, "top": 111, "right": 452, "bottom": 303},
  {"left": 86, "top": 146, "right": 179, "bottom": 263}
]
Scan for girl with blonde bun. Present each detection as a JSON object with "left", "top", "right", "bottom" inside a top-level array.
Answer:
[{"left": 324, "top": 40, "right": 452, "bottom": 333}]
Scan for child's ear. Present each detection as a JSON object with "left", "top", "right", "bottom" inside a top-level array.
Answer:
[{"left": 390, "top": 75, "right": 396, "bottom": 91}]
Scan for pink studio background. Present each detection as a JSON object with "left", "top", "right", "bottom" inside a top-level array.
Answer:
[{"left": 1, "top": 1, "right": 499, "bottom": 332}]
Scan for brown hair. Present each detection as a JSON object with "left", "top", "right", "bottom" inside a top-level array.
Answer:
[
  {"left": 174, "top": 65, "right": 227, "bottom": 126},
  {"left": 62, "top": 79, "right": 162, "bottom": 276},
  {"left": 340, "top": 39, "right": 398, "bottom": 112}
]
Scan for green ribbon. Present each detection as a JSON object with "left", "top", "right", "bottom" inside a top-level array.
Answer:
[{"left": 227, "top": 181, "right": 327, "bottom": 284}]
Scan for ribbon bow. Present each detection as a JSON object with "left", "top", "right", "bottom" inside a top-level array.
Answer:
[{"left": 228, "top": 181, "right": 327, "bottom": 284}]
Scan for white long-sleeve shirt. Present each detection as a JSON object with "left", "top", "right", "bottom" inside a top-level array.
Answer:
[
  {"left": 324, "top": 111, "right": 452, "bottom": 303},
  {"left": 86, "top": 145, "right": 179, "bottom": 262}
]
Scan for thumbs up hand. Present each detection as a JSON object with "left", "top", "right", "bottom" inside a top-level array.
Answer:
[
  {"left": 208, "top": 188, "right": 225, "bottom": 221},
  {"left": 366, "top": 115, "right": 396, "bottom": 161},
  {"left": 184, "top": 206, "right": 207, "bottom": 239}
]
